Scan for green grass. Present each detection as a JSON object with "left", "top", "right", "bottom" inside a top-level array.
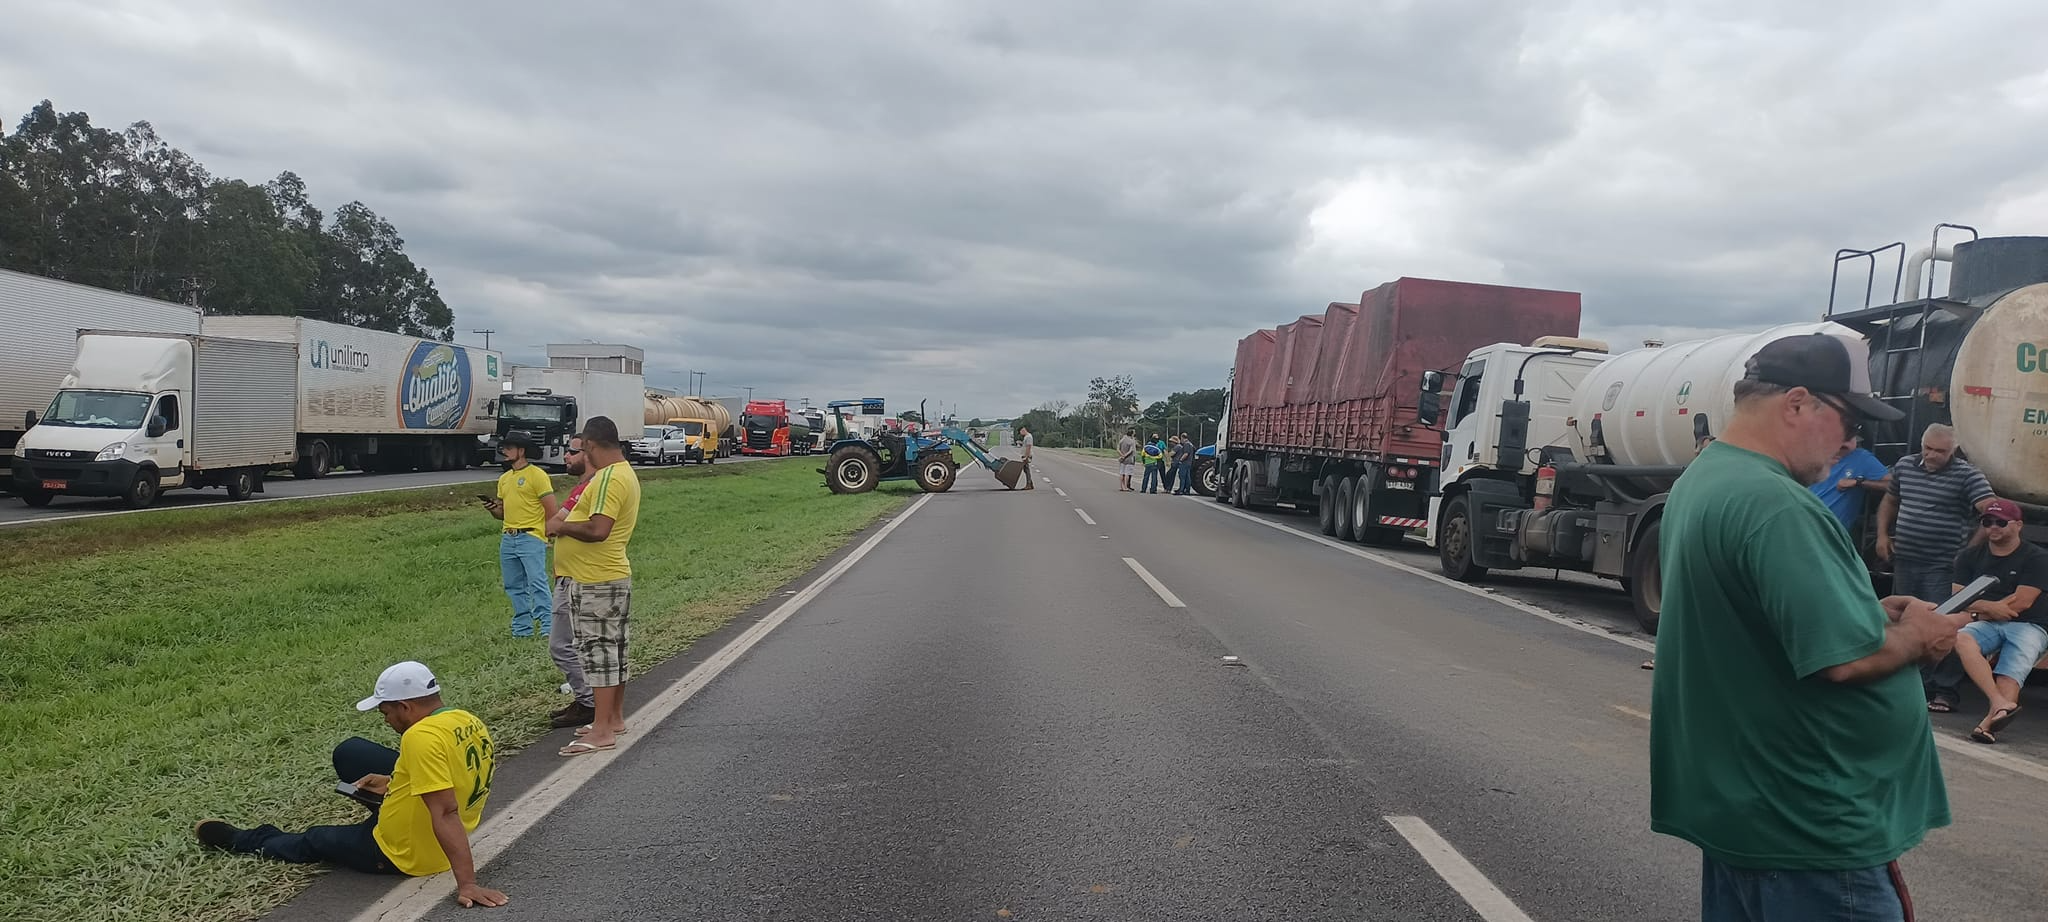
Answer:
[
  {"left": 0, "top": 460, "right": 911, "bottom": 922},
  {"left": 1070, "top": 447, "right": 1119, "bottom": 459}
]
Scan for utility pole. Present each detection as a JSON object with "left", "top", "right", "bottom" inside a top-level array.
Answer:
[
  {"left": 743, "top": 386, "right": 755, "bottom": 402},
  {"left": 472, "top": 329, "right": 496, "bottom": 350}
]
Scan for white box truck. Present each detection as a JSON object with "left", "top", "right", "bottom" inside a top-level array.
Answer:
[
  {"left": 0, "top": 269, "right": 203, "bottom": 464},
  {"left": 10, "top": 331, "right": 298, "bottom": 507},
  {"left": 491, "top": 366, "right": 645, "bottom": 469},
  {"left": 201, "top": 317, "right": 504, "bottom": 477}
]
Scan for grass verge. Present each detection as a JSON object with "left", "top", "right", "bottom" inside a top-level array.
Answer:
[{"left": 0, "top": 459, "right": 912, "bottom": 922}]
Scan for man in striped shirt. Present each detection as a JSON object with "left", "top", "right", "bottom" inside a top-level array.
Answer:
[{"left": 1876, "top": 424, "right": 1996, "bottom": 710}]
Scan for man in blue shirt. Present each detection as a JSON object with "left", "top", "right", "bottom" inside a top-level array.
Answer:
[{"left": 1810, "top": 436, "right": 1891, "bottom": 529}]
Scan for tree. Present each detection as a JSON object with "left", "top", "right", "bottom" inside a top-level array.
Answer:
[
  {"left": 197, "top": 179, "right": 315, "bottom": 315},
  {"left": 1086, "top": 375, "right": 1140, "bottom": 446},
  {"left": 898, "top": 409, "right": 925, "bottom": 424},
  {"left": 967, "top": 418, "right": 985, "bottom": 429},
  {"left": 312, "top": 201, "right": 454, "bottom": 338}
]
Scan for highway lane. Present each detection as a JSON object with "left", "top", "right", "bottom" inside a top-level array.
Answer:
[
  {"left": 259, "top": 447, "right": 2048, "bottom": 921},
  {"left": 0, "top": 455, "right": 785, "bottom": 528}
]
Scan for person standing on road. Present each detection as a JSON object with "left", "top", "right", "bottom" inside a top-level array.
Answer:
[
  {"left": 549, "top": 417, "right": 641, "bottom": 756},
  {"left": 1878, "top": 423, "right": 1996, "bottom": 603},
  {"left": 195, "top": 661, "right": 508, "bottom": 909},
  {"left": 1016, "top": 426, "right": 1035, "bottom": 490},
  {"left": 1811, "top": 435, "right": 1891, "bottom": 531},
  {"left": 1172, "top": 433, "right": 1196, "bottom": 495},
  {"left": 1921, "top": 499, "right": 2048, "bottom": 738},
  {"left": 542, "top": 436, "right": 597, "bottom": 729},
  {"left": 1161, "top": 436, "right": 1180, "bottom": 493},
  {"left": 1141, "top": 434, "right": 1164, "bottom": 494},
  {"left": 1652, "top": 332, "right": 1964, "bottom": 922},
  {"left": 1117, "top": 428, "right": 1138, "bottom": 492},
  {"left": 486, "top": 432, "right": 559, "bottom": 638}
]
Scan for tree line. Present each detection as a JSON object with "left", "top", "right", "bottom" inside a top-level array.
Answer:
[
  {"left": 0, "top": 100, "right": 453, "bottom": 338},
  {"left": 1012, "top": 376, "right": 1226, "bottom": 448}
]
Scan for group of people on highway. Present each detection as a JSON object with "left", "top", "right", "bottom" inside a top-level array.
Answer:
[
  {"left": 190, "top": 416, "right": 647, "bottom": 909},
  {"left": 1652, "top": 331, "right": 2038, "bottom": 921},
  {"left": 1120, "top": 429, "right": 1199, "bottom": 495}
]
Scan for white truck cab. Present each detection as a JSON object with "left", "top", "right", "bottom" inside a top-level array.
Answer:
[
  {"left": 11, "top": 331, "right": 298, "bottom": 508},
  {"left": 1425, "top": 338, "right": 1609, "bottom": 547}
]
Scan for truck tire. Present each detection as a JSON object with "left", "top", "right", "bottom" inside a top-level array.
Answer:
[
  {"left": 1195, "top": 460, "right": 1219, "bottom": 497},
  {"left": 226, "top": 469, "right": 258, "bottom": 501},
  {"left": 19, "top": 489, "right": 53, "bottom": 508},
  {"left": 1214, "top": 462, "right": 1232, "bottom": 504},
  {"left": 1317, "top": 476, "right": 1339, "bottom": 536},
  {"left": 1628, "top": 519, "right": 1664, "bottom": 635},
  {"left": 125, "top": 468, "right": 160, "bottom": 509},
  {"left": 1334, "top": 477, "right": 1358, "bottom": 541},
  {"left": 296, "top": 440, "right": 333, "bottom": 479},
  {"left": 827, "top": 446, "right": 881, "bottom": 495},
  {"left": 1438, "top": 494, "right": 1487, "bottom": 582},
  {"left": 1231, "top": 461, "right": 1250, "bottom": 508},
  {"left": 1354, "top": 478, "right": 1405, "bottom": 546},
  {"left": 915, "top": 456, "right": 957, "bottom": 493}
]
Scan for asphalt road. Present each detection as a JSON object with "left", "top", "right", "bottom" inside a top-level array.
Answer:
[
  {"left": 0, "top": 454, "right": 782, "bottom": 528},
  {"left": 269, "top": 448, "right": 2048, "bottom": 921}
]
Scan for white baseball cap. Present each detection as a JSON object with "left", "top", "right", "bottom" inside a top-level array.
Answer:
[{"left": 355, "top": 661, "right": 442, "bottom": 711}]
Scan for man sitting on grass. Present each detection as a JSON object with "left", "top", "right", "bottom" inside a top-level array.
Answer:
[{"left": 194, "top": 661, "right": 508, "bottom": 909}]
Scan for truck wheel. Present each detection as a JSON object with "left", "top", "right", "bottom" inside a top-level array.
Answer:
[
  {"left": 19, "top": 489, "right": 53, "bottom": 508},
  {"left": 125, "top": 469, "right": 160, "bottom": 509},
  {"left": 1628, "top": 519, "right": 1664, "bottom": 635},
  {"left": 1231, "top": 461, "right": 1250, "bottom": 508},
  {"left": 1317, "top": 476, "right": 1339, "bottom": 536},
  {"left": 1439, "top": 494, "right": 1487, "bottom": 582},
  {"left": 1354, "top": 478, "right": 1404, "bottom": 546},
  {"left": 1334, "top": 477, "right": 1358, "bottom": 541},
  {"left": 827, "top": 446, "right": 881, "bottom": 495},
  {"left": 226, "top": 469, "right": 258, "bottom": 501},
  {"left": 1195, "top": 460, "right": 1219, "bottom": 497},
  {"left": 296, "top": 441, "right": 333, "bottom": 479},
  {"left": 916, "top": 457, "right": 957, "bottom": 493}
]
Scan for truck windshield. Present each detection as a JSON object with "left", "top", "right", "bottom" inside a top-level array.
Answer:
[
  {"left": 502, "top": 401, "right": 572, "bottom": 423},
  {"left": 41, "top": 390, "right": 151, "bottom": 429},
  {"left": 673, "top": 421, "right": 705, "bottom": 436},
  {"left": 744, "top": 415, "right": 785, "bottom": 429}
]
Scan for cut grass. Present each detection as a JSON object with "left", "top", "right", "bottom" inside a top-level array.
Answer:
[{"left": 0, "top": 459, "right": 912, "bottom": 922}]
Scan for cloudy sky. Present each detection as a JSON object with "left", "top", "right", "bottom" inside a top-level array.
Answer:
[{"left": 6, "top": 0, "right": 2048, "bottom": 419}]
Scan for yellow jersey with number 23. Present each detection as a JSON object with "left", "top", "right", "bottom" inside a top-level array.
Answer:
[{"left": 373, "top": 708, "right": 495, "bottom": 876}]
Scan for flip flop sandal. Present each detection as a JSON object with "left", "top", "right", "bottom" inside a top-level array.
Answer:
[
  {"left": 1988, "top": 705, "right": 2022, "bottom": 733},
  {"left": 1927, "top": 700, "right": 1955, "bottom": 713},
  {"left": 574, "top": 725, "right": 630, "bottom": 737},
  {"left": 1970, "top": 727, "right": 1999, "bottom": 745},
  {"left": 558, "top": 740, "right": 616, "bottom": 757}
]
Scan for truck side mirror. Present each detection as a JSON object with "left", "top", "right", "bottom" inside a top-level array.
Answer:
[
  {"left": 146, "top": 416, "right": 169, "bottom": 438},
  {"left": 1421, "top": 370, "right": 1444, "bottom": 394},
  {"left": 24, "top": 410, "right": 38, "bottom": 428},
  {"left": 1416, "top": 370, "right": 1445, "bottom": 426}
]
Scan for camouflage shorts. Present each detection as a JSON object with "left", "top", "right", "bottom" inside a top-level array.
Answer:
[{"left": 569, "top": 578, "right": 632, "bottom": 687}]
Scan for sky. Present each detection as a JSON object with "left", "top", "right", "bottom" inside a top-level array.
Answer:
[{"left": 6, "top": 0, "right": 2048, "bottom": 420}]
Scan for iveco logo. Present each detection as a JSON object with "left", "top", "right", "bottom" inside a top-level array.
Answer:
[{"left": 31, "top": 449, "right": 84, "bottom": 460}]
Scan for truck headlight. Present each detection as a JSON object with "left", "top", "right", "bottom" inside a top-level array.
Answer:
[{"left": 96, "top": 442, "right": 128, "bottom": 461}]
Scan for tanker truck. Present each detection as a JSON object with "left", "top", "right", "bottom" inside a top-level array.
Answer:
[
  {"left": 1418, "top": 226, "right": 2048, "bottom": 634},
  {"left": 644, "top": 393, "right": 733, "bottom": 461}
]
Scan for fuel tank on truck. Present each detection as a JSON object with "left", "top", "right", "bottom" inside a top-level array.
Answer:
[
  {"left": 1944, "top": 282, "right": 2048, "bottom": 504},
  {"left": 1567, "top": 321, "right": 1854, "bottom": 497}
]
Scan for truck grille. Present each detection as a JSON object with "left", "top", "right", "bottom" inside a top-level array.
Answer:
[{"left": 746, "top": 429, "right": 774, "bottom": 450}]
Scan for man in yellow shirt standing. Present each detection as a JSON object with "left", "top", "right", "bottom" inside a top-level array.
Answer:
[
  {"left": 196, "top": 662, "right": 508, "bottom": 909},
  {"left": 549, "top": 416, "right": 641, "bottom": 757},
  {"left": 486, "top": 432, "right": 559, "bottom": 637}
]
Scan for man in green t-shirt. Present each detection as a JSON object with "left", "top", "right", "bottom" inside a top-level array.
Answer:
[{"left": 1651, "top": 332, "right": 1969, "bottom": 921}]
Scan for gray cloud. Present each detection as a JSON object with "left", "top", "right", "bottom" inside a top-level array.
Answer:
[{"left": 6, "top": 0, "right": 2048, "bottom": 416}]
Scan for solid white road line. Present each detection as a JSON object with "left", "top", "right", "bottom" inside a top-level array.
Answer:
[
  {"left": 347, "top": 493, "right": 935, "bottom": 922},
  {"left": 1123, "top": 558, "right": 1187, "bottom": 608},
  {"left": 1196, "top": 500, "right": 1655, "bottom": 654},
  {"left": 1075, "top": 508, "right": 1097, "bottom": 526},
  {"left": 1385, "top": 816, "right": 1538, "bottom": 922},
  {"left": 1611, "top": 705, "right": 1651, "bottom": 721}
]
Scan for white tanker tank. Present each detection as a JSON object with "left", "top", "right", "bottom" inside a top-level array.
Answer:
[
  {"left": 1567, "top": 321, "right": 1851, "bottom": 498},
  {"left": 644, "top": 394, "right": 735, "bottom": 456}
]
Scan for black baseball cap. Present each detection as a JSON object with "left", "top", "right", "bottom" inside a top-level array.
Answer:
[
  {"left": 501, "top": 431, "right": 539, "bottom": 451},
  {"left": 1743, "top": 332, "right": 1902, "bottom": 422}
]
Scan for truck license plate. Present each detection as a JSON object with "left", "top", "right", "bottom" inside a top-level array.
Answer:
[
  {"left": 1385, "top": 481, "right": 1415, "bottom": 491},
  {"left": 41, "top": 479, "right": 66, "bottom": 490}
]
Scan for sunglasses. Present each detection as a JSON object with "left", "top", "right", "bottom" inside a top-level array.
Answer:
[
  {"left": 1812, "top": 394, "right": 1864, "bottom": 441},
  {"left": 565, "top": 449, "right": 584, "bottom": 456},
  {"left": 1981, "top": 516, "right": 2018, "bottom": 528}
]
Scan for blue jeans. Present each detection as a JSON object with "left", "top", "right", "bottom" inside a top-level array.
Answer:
[
  {"left": 1174, "top": 462, "right": 1193, "bottom": 493},
  {"left": 1897, "top": 557, "right": 1958, "bottom": 701},
  {"left": 501, "top": 532, "right": 552, "bottom": 636},
  {"left": 225, "top": 737, "right": 401, "bottom": 874},
  {"left": 1962, "top": 620, "right": 2048, "bottom": 684},
  {"left": 1141, "top": 466, "right": 1161, "bottom": 493},
  {"left": 1701, "top": 854, "right": 1911, "bottom": 922}
]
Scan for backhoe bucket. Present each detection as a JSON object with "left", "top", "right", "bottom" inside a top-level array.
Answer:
[{"left": 994, "top": 459, "right": 1027, "bottom": 490}]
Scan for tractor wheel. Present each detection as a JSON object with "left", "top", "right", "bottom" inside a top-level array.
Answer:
[
  {"left": 916, "top": 456, "right": 958, "bottom": 493},
  {"left": 1195, "top": 460, "right": 1220, "bottom": 497},
  {"left": 827, "top": 446, "right": 882, "bottom": 495}
]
